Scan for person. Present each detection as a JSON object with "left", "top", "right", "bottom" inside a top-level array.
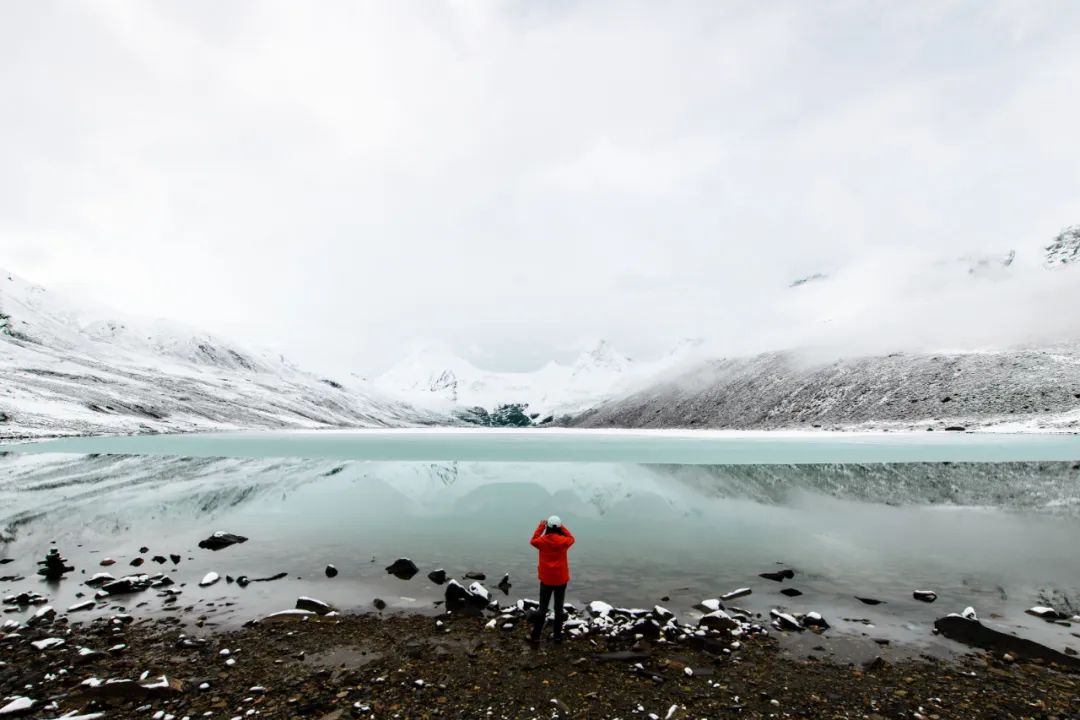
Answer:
[{"left": 529, "top": 515, "right": 575, "bottom": 644}]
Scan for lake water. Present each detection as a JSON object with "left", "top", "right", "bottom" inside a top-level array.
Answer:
[{"left": 2, "top": 430, "right": 1079, "bottom": 660}]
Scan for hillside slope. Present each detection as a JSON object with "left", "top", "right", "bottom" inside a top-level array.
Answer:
[
  {"left": 0, "top": 269, "right": 445, "bottom": 438},
  {"left": 570, "top": 348, "right": 1080, "bottom": 431}
]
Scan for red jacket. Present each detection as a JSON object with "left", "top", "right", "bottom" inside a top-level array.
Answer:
[{"left": 530, "top": 521, "right": 574, "bottom": 586}]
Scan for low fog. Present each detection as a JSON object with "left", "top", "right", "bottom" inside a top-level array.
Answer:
[{"left": 2, "top": 2, "right": 1079, "bottom": 375}]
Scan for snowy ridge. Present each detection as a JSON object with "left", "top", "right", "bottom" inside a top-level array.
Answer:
[
  {"left": 0, "top": 269, "right": 446, "bottom": 438},
  {"left": 376, "top": 339, "right": 705, "bottom": 419}
]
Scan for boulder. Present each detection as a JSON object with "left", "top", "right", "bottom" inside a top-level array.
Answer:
[
  {"left": 427, "top": 569, "right": 447, "bottom": 585},
  {"left": 325, "top": 564, "right": 338, "bottom": 578},
  {"left": 198, "top": 532, "right": 248, "bottom": 551},
  {"left": 913, "top": 590, "right": 937, "bottom": 603},
  {"left": 588, "top": 600, "right": 614, "bottom": 617},
  {"left": 769, "top": 609, "right": 803, "bottom": 632},
  {"left": 101, "top": 575, "right": 150, "bottom": 596},
  {"left": 0, "top": 697, "right": 35, "bottom": 717},
  {"left": 699, "top": 610, "right": 737, "bottom": 632},
  {"left": 1026, "top": 606, "right": 1069, "bottom": 621},
  {"left": 934, "top": 615, "right": 1080, "bottom": 670},
  {"left": 801, "top": 611, "right": 830, "bottom": 630},
  {"left": 198, "top": 572, "right": 220, "bottom": 588},
  {"left": 780, "top": 588, "right": 803, "bottom": 598},
  {"left": 497, "top": 573, "right": 512, "bottom": 594},
  {"left": 296, "top": 596, "right": 334, "bottom": 615},
  {"left": 464, "top": 571, "right": 486, "bottom": 581},
  {"left": 85, "top": 572, "right": 116, "bottom": 588},
  {"left": 386, "top": 558, "right": 419, "bottom": 580},
  {"left": 445, "top": 580, "right": 488, "bottom": 613},
  {"left": 759, "top": 570, "right": 795, "bottom": 582}
]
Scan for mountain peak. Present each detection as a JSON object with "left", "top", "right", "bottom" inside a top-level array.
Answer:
[
  {"left": 1045, "top": 225, "right": 1080, "bottom": 268},
  {"left": 573, "top": 339, "right": 631, "bottom": 374}
]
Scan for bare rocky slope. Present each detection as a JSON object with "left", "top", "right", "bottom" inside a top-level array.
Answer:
[{"left": 569, "top": 348, "right": 1080, "bottom": 431}]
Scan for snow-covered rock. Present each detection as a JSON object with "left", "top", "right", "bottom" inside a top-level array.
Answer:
[{"left": 1045, "top": 225, "right": 1080, "bottom": 268}]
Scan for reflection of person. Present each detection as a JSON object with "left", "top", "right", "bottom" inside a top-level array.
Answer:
[{"left": 528, "top": 515, "right": 575, "bottom": 644}]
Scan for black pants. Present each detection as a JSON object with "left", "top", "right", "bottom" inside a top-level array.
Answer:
[{"left": 531, "top": 582, "right": 567, "bottom": 640}]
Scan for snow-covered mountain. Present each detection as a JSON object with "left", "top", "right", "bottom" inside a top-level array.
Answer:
[
  {"left": 0, "top": 268, "right": 446, "bottom": 438},
  {"left": 573, "top": 227, "right": 1080, "bottom": 432},
  {"left": 376, "top": 339, "right": 705, "bottom": 420}
]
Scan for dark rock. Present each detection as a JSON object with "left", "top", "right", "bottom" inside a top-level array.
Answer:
[
  {"left": 629, "top": 619, "right": 662, "bottom": 639},
  {"left": 36, "top": 548, "right": 74, "bottom": 580},
  {"left": 373, "top": 598, "right": 387, "bottom": 610},
  {"left": 698, "top": 611, "right": 737, "bottom": 632},
  {"left": 913, "top": 590, "right": 937, "bottom": 603},
  {"left": 0, "top": 558, "right": 12, "bottom": 564},
  {"left": 197, "top": 532, "right": 248, "bottom": 551},
  {"left": 101, "top": 575, "right": 151, "bottom": 596},
  {"left": 464, "top": 571, "right": 486, "bottom": 581},
  {"left": 1026, "top": 606, "right": 1069, "bottom": 621},
  {"left": 497, "top": 574, "right": 512, "bottom": 595},
  {"left": 295, "top": 597, "right": 334, "bottom": 615},
  {"left": 934, "top": 615, "right": 1080, "bottom": 669},
  {"left": 85, "top": 572, "right": 116, "bottom": 588},
  {"left": 325, "top": 564, "right": 338, "bottom": 578},
  {"left": 236, "top": 576, "right": 250, "bottom": 588},
  {"left": 427, "top": 569, "right": 447, "bottom": 585},
  {"left": 151, "top": 556, "right": 167, "bottom": 564},
  {"left": 252, "top": 572, "right": 287, "bottom": 582},
  {"left": 780, "top": 588, "right": 803, "bottom": 597},
  {"left": 139, "top": 546, "right": 149, "bottom": 554},
  {"left": 801, "top": 612, "right": 829, "bottom": 629},
  {"left": 386, "top": 558, "right": 419, "bottom": 580},
  {"left": 444, "top": 579, "right": 487, "bottom": 613},
  {"left": 169, "top": 554, "right": 181, "bottom": 565},
  {"left": 129, "top": 557, "right": 144, "bottom": 567},
  {"left": 944, "top": 426, "right": 966, "bottom": 431},
  {"left": 769, "top": 609, "right": 803, "bottom": 632},
  {"left": 855, "top": 597, "right": 885, "bottom": 605},
  {"left": 759, "top": 569, "right": 795, "bottom": 582}
]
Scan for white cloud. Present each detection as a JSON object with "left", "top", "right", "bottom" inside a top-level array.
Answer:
[{"left": 1, "top": 0, "right": 1079, "bottom": 374}]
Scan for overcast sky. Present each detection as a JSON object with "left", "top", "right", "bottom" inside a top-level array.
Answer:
[{"left": 2, "top": 1, "right": 1079, "bottom": 375}]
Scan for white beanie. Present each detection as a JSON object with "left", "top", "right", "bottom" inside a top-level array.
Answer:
[{"left": 547, "top": 515, "right": 562, "bottom": 528}]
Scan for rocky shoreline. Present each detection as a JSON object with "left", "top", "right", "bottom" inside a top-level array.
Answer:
[
  {"left": 3, "top": 605, "right": 1080, "bottom": 719},
  {"left": 4, "top": 539, "right": 1080, "bottom": 718}
]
